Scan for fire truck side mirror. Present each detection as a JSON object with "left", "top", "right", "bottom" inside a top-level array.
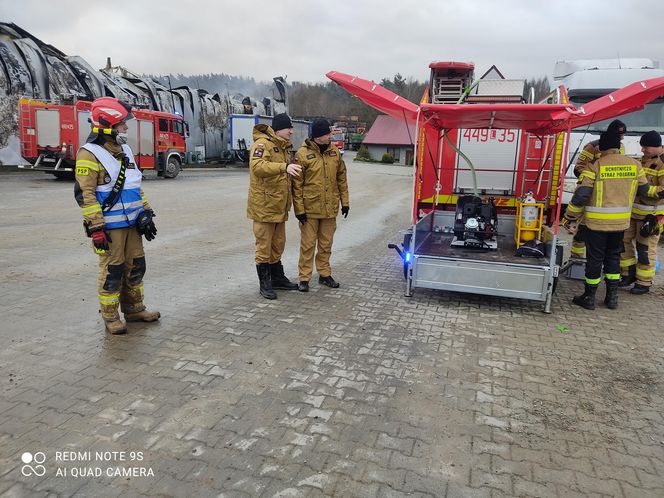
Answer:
[{"left": 184, "top": 121, "right": 190, "bottom": 138}]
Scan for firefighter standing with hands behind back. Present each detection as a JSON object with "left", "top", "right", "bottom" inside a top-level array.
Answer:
[
  {"left": 619, "top": 130, "right": 664, "bottom": 294},
  {"left": 292, "top": 119, "right": 350, "bottom": 292},
  {"left": 562, "top": 132, "right": 664, "bottom": 311},
  {"left": 247, "top": 113, "right": 302, "bottom": 300},
  {"left": 74, "top": 97, "right": 160, "bottom": 335}
]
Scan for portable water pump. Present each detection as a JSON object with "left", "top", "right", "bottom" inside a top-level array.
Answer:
[{"left": 451, "top": 195, "right": 498, "bottom": 249}]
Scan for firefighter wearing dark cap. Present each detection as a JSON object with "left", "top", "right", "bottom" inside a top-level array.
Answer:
[
  {"left": 570, "top": 120, "right": 627, "bottom": 259},
  {"left": 562, "top": 132, "right": 664, "bottom": 310},
  {"left": 74, "top": 97, "right": 160, "bottom": 334},
  {"left": 247, "top": 113, "right": 302, "bottom": 299},
  {"left": 292, "top": 119, "right": 350, "bottom": 292},
  {"left": 619, "top": 130, "right": 664, "bottom": 294},
  {"left": 242, "top": 96, "right": 253, "bottom": 115}
]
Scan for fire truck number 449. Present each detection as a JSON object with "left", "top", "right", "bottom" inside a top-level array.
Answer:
[{"left": 462, "top": 129, "right": 516, "bottom": 143}]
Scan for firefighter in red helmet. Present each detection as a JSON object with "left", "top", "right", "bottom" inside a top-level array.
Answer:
[{"left": 74, "top": 97, "right": 160, "bottom": 334}]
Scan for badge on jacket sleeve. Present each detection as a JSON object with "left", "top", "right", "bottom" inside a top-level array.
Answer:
[
  {"left": 306, "top": 154, "right": 315, "bottom": 160},
  {"left": 253, "top": 144, "right": 265, "bottom": 158}
]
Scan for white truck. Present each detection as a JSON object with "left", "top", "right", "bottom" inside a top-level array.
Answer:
[
  {"left": 555, "top": 58, "right": 664, "bottom": 204},
  {"left": 229, "top": 114, "right": 310, "bottom": 162}
]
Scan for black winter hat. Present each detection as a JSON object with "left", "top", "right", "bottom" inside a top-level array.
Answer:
[
  {"left": 271, "top": 113, "right": 292, "bottom": 131},
  {"left": 640, "top": 130, "right": 662, "bottom": 148},
  {"left": 607, "top": 119, "right": 626, "bottom": 135},
  {"left": 311, "top": 118, "right": 332, "bottom": 139},
  {"left": 598, "top": 132, "right": 621, "bottom": 151}
]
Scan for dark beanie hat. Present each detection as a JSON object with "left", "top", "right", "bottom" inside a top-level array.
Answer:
[
  {"left": 598, "top": 132, "right": 621, "bottom": 151},
  {"left": 271, "top": 113, "right": 292, "bottom": 132},
  {"left": 607, "top": 119, "right": 626, "bottom": 135},
  {"left": 640, "top": 130, "right": 662, "bottom": 147},
  {"left": 311, "top": 118, "right": 332, "bottom": 139}
]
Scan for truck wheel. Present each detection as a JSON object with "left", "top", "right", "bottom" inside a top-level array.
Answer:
[
  {"left": 52, "top": 171, "right": 74, "bottom": 181},
  {"left": 164, "top": 156, "right": 181, "bottom": 178}
]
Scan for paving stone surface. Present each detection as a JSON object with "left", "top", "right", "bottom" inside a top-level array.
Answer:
[{"left": 1, "top": 161, "right": 663, "bottom": 497}]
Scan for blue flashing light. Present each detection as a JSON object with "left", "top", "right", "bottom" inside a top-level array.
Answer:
[
  {"left": 174, "top": 111, "right": 181, "bottom": 116},
  {"left": 405, "top": 252, "right": 411, "bottom": 263}
]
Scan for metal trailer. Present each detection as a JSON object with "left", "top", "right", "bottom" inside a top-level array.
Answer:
[
  {"left": 229, "top": 114, "right": 311, "bottom": 162},
  {"left": 405, "top": 210, "right": 562, "bottom": 312},
  {"left": 327, "top": 62, "right": 664, "bottom": 312}
]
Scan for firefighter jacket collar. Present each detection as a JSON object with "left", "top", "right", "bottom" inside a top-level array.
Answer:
[
  {"left": 303, "top": 138, "right": 339, "bottom": 155},
  {"left": 600, "top": 149, "right": 621, "bottom": 156}
]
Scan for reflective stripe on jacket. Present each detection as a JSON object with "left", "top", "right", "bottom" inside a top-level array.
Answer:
[
  {"left": 631, "top": 153, "right": 664, "bottom": 219},
  {"left": 82, "top": 143, "right": 144, "bottom": 229},
  {"left": 574, "top": 140, "right": 624, "bottom": 176},
  {"left": 565, "top": 149, "right": 648, "bottom": 231}
]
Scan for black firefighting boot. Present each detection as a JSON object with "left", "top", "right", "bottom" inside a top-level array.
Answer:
[
  {"left": 603, "top": 279, "right": 619, "bottom": 309},
  {"left": 572, "top": 283, "right": 598, "bottom": 310},
  {"left": 619, "top": 266, "right": 636, "bottom": 287},
  {"left": 257, "top": 263, "right": 277, "bottom": 300},
  {"left": 630, "top": 283, "right": 650, "bottom": 295},
  {"left": 269, "top": 261, "right": 298, "bottom": 290}
]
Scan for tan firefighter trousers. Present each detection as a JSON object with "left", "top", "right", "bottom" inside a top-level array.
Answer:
[
  {"left": 96, "top": 227, "right": 147, "bottom": 320},
  {"left": 620, "top": 219, "right": 661, "bottom": 287},
  {"left": 298, "top": 217, "right": 337, "bottom": 282},
  {"left": 253, "top": 221, "right": 286, "bottom": 264}
]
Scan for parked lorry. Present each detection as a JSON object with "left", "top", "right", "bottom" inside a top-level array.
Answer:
[
  {"left": 18, "top": 98, "right": 187, "bottom": 178},
  {"left": 229, "top": 114, "right": 310, "bottom": 162},
  {"left": 556, "top": 58, "right": 664, "bottom": 204}
]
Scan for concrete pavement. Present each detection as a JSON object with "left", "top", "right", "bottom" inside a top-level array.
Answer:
[{"left": 1, "top": 161, "right": 663, "bottom": 497}]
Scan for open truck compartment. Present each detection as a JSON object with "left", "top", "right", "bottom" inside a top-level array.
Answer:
[{"left": 327, "top": 62, "right": 664, "bottom": 312}]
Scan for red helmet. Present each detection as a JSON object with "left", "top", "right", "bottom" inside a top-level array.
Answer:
[{"left": 90, "top": 97, "right": 133, "bottom": 128}]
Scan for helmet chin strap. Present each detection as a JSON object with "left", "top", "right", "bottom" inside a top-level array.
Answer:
[{"left": 92, "top": 126, "right": 126, "bottom": 144}]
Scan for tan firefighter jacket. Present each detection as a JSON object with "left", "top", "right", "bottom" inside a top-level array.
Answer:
[
  {"left": 246, "top": 124, "right": 293, "bottom": 223},
  {"left": 293, "top": 139, "right": 349, "bottom": 219},
  {"left": 74, "top": 139, "right": 151, "bottom": 231},
  {"left": 631, "top": 153, "right": 664, "bottom": 219},
  {"left": 574, "top": 140, "right": 624, "bottom": 177},
  {"left": 565, "top": 149, "right": 662, "bottom": 231}
]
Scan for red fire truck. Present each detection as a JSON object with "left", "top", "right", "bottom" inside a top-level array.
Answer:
[
  {"left": 18, "top": 98, "right": 187, "bottom": 179},
  {"left": 328, "top": 62, "right": 664, "bottom": 312}
]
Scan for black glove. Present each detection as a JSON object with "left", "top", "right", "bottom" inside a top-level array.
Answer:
[
  {"left": 136, "top": 210, "right": 157, "bottom": 241},
  {"left": 640, "top": 214, "right": 658, "bottom": 237},
  {"left": 658, "top": 190, "right": 664, "bottom": 199},
  {"left": 341, "top": 206, "right": 349, "bottom": 218},
  {"left": 295, "top": 213, "right": 307, "bottom": 224}
]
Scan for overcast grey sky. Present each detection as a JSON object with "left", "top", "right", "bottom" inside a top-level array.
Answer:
[{"left": 2, "top": 0, "right": 664, "bottom": 84}]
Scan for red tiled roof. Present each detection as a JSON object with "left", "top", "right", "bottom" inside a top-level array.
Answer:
[{"left": 362, "top": 115, "right": 416, "bottom": 146}]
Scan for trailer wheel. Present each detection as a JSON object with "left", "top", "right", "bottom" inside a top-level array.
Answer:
[{"left": 164, "top": 156, "right": 181, "bottom": 179}]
